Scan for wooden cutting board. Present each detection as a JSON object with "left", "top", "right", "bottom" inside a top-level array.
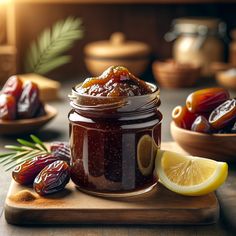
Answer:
[{"left": 4, "top": 142, "right": 219, "bottom": 225}]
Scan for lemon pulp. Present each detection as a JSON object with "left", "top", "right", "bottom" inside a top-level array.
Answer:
[{"left": 156, "top": 150, "right": 228, "bottom": 196}]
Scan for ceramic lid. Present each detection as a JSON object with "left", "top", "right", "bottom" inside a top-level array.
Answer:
[{"left": 84, "top": 32, "right": 151, "bottom": 58}]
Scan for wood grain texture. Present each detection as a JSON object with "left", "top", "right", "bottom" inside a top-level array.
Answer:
[
  {"left": 170, "top": 121, "right": 236, "bottom": 162},
  {"left": 6, "top": 2, "right": 16, "bottom": 45},
  {"left": 217, "top": 169, "right": 236, "bottom": 233},
  {"left": 0, "top": 45, "right": 17, "bottom": 85},
  {"left": 5, "top": 182, "right": 219, "bottom": 226},
  {"left": 13, "top": 0, "right": 236, "bottom": 4},
  {"left": 4, "top": 142, "right": 219, "bottom": 226},
  {"left": 152, "top": 61, "right": 201, "bottom": 88}
]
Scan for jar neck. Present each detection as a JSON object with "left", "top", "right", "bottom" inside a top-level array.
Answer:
[
  {"left": 70, "top": 98, "right": 161, "bottom": 119},
  {"left": 165, "top": 22, "right": 226, "bottom": 42},
  {"left": 69, "top": 82, "right": 160, "bottom": 119}
]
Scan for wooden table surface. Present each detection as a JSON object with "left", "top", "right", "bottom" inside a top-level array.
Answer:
[{"left": 0, "top": 78, "right": 235, "bottom": 235}]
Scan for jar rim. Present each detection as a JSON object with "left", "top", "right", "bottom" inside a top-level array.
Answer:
[
  {"left": 70, "top": 82, "right": 158, "bottom": 99},
  {"left": 69, "top": 82, "right": 160, "bottom": 113}
]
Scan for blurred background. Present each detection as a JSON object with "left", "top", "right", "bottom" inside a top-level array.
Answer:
[
  {"left": 0, "top": 0, "right": 236, "bottom": 80},
  {"left": 1, "top": 0, "right": 236, "bottom": 141}
]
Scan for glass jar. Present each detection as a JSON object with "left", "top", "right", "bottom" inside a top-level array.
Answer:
[
  {"left": 68, "top": 82, "right": 162, "bottom": 197},
  {"left": 165, "top": 18, "right": 226, "bottom": 76}
]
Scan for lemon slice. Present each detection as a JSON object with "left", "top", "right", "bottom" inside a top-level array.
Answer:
[
  {"left": 137, "top": 135, "right": 157, "bottom": 176},
  {"left": 156, "top": 150, "right": 228, "bottom": 196}
]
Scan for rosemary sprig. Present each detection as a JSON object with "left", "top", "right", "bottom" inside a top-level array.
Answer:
[{"left": 0, "top": 135, "right": 50, "bottom": 171}]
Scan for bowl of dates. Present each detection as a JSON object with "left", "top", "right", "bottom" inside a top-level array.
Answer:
[
  {"left": 0, "top": 76, "right": 57, "bottom": 135},
  {"left": 171, "top": 87, "right": 236, "bottom": 162}
]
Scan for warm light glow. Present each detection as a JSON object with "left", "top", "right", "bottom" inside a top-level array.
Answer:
[{"left": 0, "top": 0, "right": 11, "bottom": 4}]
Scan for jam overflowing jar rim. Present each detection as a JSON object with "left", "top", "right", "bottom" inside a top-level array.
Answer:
[{"left": 68, "top": 82, "right": 160, "bottom": 116}]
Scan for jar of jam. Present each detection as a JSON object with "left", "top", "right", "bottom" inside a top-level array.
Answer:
[{"left": 68, "top": 66, "right": 162, "bottom": 197}]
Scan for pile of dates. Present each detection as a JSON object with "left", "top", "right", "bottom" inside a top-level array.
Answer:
[
  {"left": 172, "top": 87, "right": 236, "bottom": 134},
  {"left": 12, "top": 142, "right": 71, "bottom": 196},
  {"left": 0, "top": 75, "right": 45, "bottom": 121}
]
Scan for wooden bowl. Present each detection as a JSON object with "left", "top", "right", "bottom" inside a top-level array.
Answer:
[
  {"left": 0, "top": 104, "right": 57, "bottom": 135},
  {"left": 210, "top": 62, "right": 232, "bottom": 74},
  {"left": 152, "top": 60, "right": 201, "bottom": 88},
  {"left": 170, "top": 121, "right": 236, "bottom": 162},
  {"left": 84, "top": 32, "right": 150, "bottom": 76}
]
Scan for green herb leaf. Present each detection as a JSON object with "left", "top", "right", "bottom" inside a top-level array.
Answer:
[
  {"left": 17, "top": 139, "right": 40, "bottom": 150},
  {"left": 35, "top": 56, "right": 71, "bottom": 75},
  {"left": 3, "top": 151, "right": 32, "bottom": 166},
  {"left": 24, "top": 17, "right": 84, "bottom": 75},
  {"left": 0, "top": 153, "right": 19, "bottom": 164},
  {"left": 5, "top": 153, "right": 41, "bottom": 171},
  {"left": 0, "top": 135, "right": 51, "bottom": 171},
  {"left": 30, "top": 135, "right": 48, "bottom": 152},
  {"left": 4, "top": 145, "right": 30, "bottom": 152},
  {"left": 0, "top": 152, "right": 15, "bottom": 158}
]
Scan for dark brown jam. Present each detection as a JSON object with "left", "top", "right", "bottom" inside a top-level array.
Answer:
[
  {"left": 69, "top": 66, "right": 162, "bottom": 196},
  {"left": 77, "top": 66, "right": 152, "bottom": 97}
]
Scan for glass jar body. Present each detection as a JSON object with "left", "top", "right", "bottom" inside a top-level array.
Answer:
[
  {"left": 166, "top": 18, "right": 226, "bottom": 77},
  {"left": 69, "top": 107, "right": 162, "bottom": 197},
  {"left": 174, "top": 35, "right": 224, "bottom": 76}
]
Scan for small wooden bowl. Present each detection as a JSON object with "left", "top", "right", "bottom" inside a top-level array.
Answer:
[
  {"left": 170, "top": 121, "right": 236, "bottom": 162},
  {"left": 210, "top": 62, "right": 232, "bottom": 74},
  {"left": 152, "top": 60, "right": 201, "bottom": 88},
  {"left": 0, "top": 104, "right": 57, "bottom": 135},
  {"left": 216, "top": 69, "right": 236, "bottom": 90},
  {"left": 84, "top": 32, "right": 150, "bottom": 76}
]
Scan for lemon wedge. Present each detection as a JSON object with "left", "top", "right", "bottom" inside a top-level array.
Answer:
[
  {"left": 137, "top": 135, "right": 157, "bottom": 176},
  {"left": 156, "top": 150, "right": 228, "bottom": 196}
]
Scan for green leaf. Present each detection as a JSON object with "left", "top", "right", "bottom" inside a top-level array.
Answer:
[
  {"left": 3, "top": 151, "right": 33, "bottom": 166},
  {"left": 4, "top": 145, "right": 30, "bottom": 152},
  {"left": 4, "top": 151, "right": 47, "bottom": 171},
  {"left": 0, "top": 154, "right": 18, "bottom": 164},
  {"left": 0, "top": 152, "right": 15, "bottom": 158},
  {"left": 36, "top": 56, "right": 71, "bottom": 75},
  {"left": 30, "top": 135, "right": 48, "bottom": 152},
  {"left": 0, "top": 135, "right": 51, "bottom": 171},
  {"left": 17, "top": 139, "right": 40, "bottom": 150},
  {"left": 24, "top": 17, "right": 84, "bottom": 75}
]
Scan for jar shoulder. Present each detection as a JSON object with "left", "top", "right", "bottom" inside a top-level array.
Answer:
[{"left": 68, "top": 109, "right": 162, "bottom": 130}]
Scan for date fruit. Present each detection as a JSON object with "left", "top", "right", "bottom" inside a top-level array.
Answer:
[
  {"left": 1, "top": 76, "right": 23, "bottom": 101},
  {"left": 172, "top": 105, "right": 197, "bottom": 129},
  {"left": 0, "top": 94, "right": 16, "bottom": 120},
  {"left": 231, "top": 122, "right": 236, "bottom": 133},
  {"left": 33, "top": 160, "right": 70, "bottom": 196},
  {"left": 191, "top": 116, "right": 211, "bottom": 133},
  {"left": 12, "top": 154, "right": 58, "bottom": 185},
  {"left": 50, "top": 142, "right": 71, "bottom": 163},
  {"left": 17, "top": 81, "right": 40, "bottom": 119},
  {"left": 186, "top": 88, "right": 229, "bottom": 113},
  {"left": 209, "top": 99, "right": 236, "bottom": 130},
  {"left": 35, "top": 102, "right": 46, "bottom": 117}
]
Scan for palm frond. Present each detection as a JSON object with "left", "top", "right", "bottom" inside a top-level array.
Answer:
[{"left": 24, "top": 17, "right": 84, "bottom": 75}]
